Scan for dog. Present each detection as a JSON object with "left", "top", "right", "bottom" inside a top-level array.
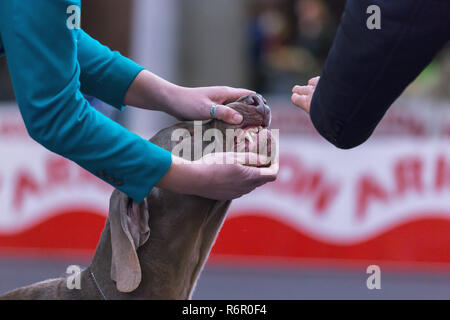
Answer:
[{"left": 0, "top": 94, "right": 274, "bottom": 299}]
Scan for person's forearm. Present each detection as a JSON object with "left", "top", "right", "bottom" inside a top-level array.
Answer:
[
  {"left": 124, "top": 69, "right": 186, "bottom": 114},
  {"left": 77, "top": 29, "right": 145, "bottom": 110},
  {"left": 123, "top": 70, "right": 251, "bottom": 124},
  {"left": 156, "top": 156, "right": 202, "bottom": 195}
]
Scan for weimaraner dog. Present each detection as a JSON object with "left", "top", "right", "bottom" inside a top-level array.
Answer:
[{"left": 0, "top": 94, "right": 273, "bottom": 300}]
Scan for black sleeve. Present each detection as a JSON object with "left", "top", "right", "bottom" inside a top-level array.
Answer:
[{"left": 310, "top": 0, "right": 450, "bottom": 149}]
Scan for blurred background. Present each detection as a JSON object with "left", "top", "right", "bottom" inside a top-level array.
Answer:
[{"left": 0, "top": 0, "right": 449, "bottom": 299}]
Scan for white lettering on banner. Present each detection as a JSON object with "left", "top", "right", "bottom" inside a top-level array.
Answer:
[
  {"left": 1, "top": 106, "right": 450, "bottom": 251},
  {"left": 0, "top": 138, "right": 112, "bottom": 232},
  {"left": 2, "top": 137, "right": 450, "bottom": 244},
  {"left": 228, "top": 138, "right": 450, "bottom": 244}
]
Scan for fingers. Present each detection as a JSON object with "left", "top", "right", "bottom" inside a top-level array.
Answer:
[
  {"left": 209, "top": 86, "right": 256, "bottom": 124},
  {"left": 292, "top": 85, "right": 314, "bottom": 96},
  {"left": 233, "top": 152, "right": 270, "bottom": 167},
  {"left": 291, "top": 93, "right": 310, "bottom": 113},
  {"left": 193, "top": 152, "right": 278, "bottom": 200},
  {"left": 235, "top": 153, "right": 279, "bottom": 185},
  {"left": 206, "top": 152, "right": 269, "bottom": 166},
  {"left": 245, "top": 162, "right": 279, "bottom": 184},
  {"left": 292, "top": 84, "right": 315, "bottom": 113},
  {"left": 291, "top": 76, "right": 320, "bottom": 114},
  {"left": 222, "top": 87, "right": 256, "bottom": 103},
  {"left": 213, "top": 104, "right": 243, "bottom": 124},
  {"left": 258, "top": 161, "right": 279, "bottom": 181},
  {"left": 201, "top": 153, "right": 275, "bottom": 173},
  {"left": 308, "top": 76, "right": 320, "bottom": 86}
]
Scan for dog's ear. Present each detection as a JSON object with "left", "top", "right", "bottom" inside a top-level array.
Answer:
[{"left": 108, "top": 190, "right": 150, "bottom": 293}]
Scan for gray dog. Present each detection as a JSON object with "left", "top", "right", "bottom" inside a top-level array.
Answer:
[{"left": 0, "top": 94, "right": 273, "bottom": 300}]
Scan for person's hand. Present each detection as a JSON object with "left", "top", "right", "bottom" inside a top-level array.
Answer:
[
  {"left": 172, "top": 86, "right": 255, "bottom": 125},
  {"left": 291, "top": 76, "right": 320, "bottom": 113},
  {"left": 124, "top": 70, "right": 254, "bottom": 125},
  {"left": 157, "top": 153, "right": 278, "bottom": 200}
]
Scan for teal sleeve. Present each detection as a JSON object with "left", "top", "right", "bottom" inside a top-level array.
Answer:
[
  {"left": 76, "top": 29, "right": 145, "bottom": 110},
  {"left": 0, "top": 0, "right": 172, "bottom": 202}
]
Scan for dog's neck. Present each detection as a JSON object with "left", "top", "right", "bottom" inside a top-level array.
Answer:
[{"left": 87, "top": 189, "right": 230, "bottom": 300}]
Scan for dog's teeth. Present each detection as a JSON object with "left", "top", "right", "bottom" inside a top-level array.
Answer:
[{"left": 245, "top": 132, "right": 254, "bottom": 144}]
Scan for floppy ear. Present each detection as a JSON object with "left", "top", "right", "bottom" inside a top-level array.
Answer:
[{"left": 109, "top": 190, "right": 150, "bottom": 293}]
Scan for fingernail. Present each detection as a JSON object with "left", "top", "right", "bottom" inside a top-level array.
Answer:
[{"left": 233, "top": 113, "right": 243, "bottom": 124}]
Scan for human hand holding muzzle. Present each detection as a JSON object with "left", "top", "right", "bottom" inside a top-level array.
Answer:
[{"left": 158, "top": 152, "right": 278, "bottom": 200}]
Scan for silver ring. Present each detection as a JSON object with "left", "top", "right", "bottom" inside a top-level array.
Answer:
[{"left": 210, "top": 104, "right": 217, "bottom": 118}]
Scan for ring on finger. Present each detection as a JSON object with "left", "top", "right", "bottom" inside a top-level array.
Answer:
[{"left": 210, "top": 104, "right": 217, "bottom": 119}]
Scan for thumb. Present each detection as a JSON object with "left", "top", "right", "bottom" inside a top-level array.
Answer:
[
  {"left": 213, "top": 105, "right": 243, "bottom": 125},
  {"left": 234, "top": 153, "right": 271, "bottom": 167},
  {"left": 247, "top": 162, "right": 279, "bottom": 184}
]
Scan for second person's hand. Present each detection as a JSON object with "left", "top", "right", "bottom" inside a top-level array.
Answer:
[{"left": 291, "top": 76, "right": 320, "bottom": 114}]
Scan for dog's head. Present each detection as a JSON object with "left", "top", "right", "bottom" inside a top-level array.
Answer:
[
  {"left": 211, "top": 93, "right": 273, "bottom": 157},
  {"left": 107, "top": 94, "right": 273, "bottom": 293},
  {"left": 158, "top": 93, "right": 273, "bottom": 161}
]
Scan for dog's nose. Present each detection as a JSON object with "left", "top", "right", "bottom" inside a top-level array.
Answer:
[{"left": 238, "top": 94, "right": 272, "bottom": 127}]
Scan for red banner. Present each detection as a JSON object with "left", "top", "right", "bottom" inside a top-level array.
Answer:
[{"left": 1, "top": 102, "right": 449, "bottom": 270}]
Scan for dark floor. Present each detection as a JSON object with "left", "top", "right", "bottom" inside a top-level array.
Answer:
[{"left": 0, "top": 258, "right": 449, "bottom": 299}]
